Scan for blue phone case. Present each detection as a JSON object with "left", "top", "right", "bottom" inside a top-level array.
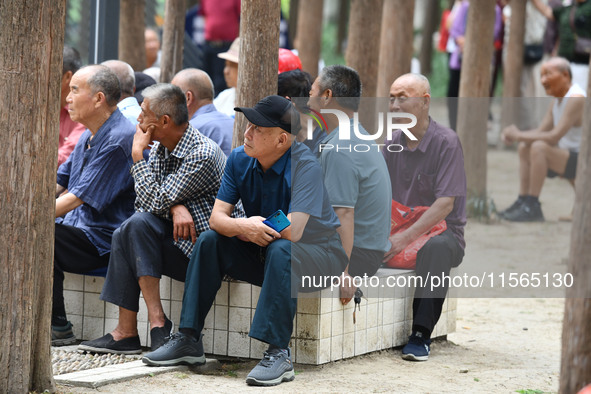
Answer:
[{"left": 263, "top": 210, "right": 291, "bottom": 233}]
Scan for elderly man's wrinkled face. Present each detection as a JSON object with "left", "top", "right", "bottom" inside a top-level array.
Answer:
[
  {"left": 66, "top": 69, "right": 97, "bottom": 125},
  {"left": 389, "top": 76, "right": 429, "bottom": 120},
  {"left": 540, "top": 63, "right": 569, "bottom": 97},
  {"left": 243, "top": 122, "right": 284, "bottom": 160},
  {"left": 137, "top": 98, "right": 163, "bottom": 142}
]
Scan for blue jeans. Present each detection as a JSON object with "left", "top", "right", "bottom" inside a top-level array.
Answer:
[{"left": 179, "top": 230, "right": 347, "bottom": 348}]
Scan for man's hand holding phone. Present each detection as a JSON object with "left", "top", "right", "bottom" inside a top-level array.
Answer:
[{"left": 239, "top": 216, "right": 281, "bottom": 247}]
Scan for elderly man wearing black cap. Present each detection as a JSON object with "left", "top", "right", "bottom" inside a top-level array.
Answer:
[{"left": 142, "top": 95, "right": 348, "bottom": 387}]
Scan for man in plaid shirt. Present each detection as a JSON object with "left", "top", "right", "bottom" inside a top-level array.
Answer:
[{"left": 79, "top": 83, "right": 232, "bottom": 354}]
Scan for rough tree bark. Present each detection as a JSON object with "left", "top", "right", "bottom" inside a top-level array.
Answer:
[
  {"left": 232, "top": 0, "right": 281, "bottom": 148},
  {"left": 294, "top": 0, "right": 323, "bottom": 78},
  {"left": 419, "top": 0, "right": 440, "bottom": 76},
  {"left": 0, "top": 0, "right": 66, "bottom": 392},
  {"left": 345, "top": 0, "right": 383, "bottom": 98},
  {"left": 500, "top": 0, "right": 526, "bottom": 129},
  {"left": 336, "top": 0, "right": 350, "bottom": 55},
  {"left": 288, "top": 0, "right": 299, "bottom": 48},
  {"left": 119, "top": 0, "right": 147, "bottom": 72},
  {"left": 456, "top": 0, "right": 496, "bottom": 204},
  {"left": 160, "top": 0, "right": 185, "bottom": 82},
  {"left": 559, "top": 62, "right": 591, "bottom": 394},
  {"left": 376, "top": 0, "right": 416, "bottom": 97}
]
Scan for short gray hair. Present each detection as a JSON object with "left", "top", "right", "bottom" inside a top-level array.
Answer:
[
  {"left": 83, "top": 65, "right": 121, "bottom": 106},
  {"left": 142, "top": 83, "right": 189, "bottom": 125},
  {"left": 317, "top": 65, "right": 362, "bottom": 111}
]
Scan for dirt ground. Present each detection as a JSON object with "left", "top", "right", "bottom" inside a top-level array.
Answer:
[{"left": 58, "top": 148, "right": 574, "bottom": 393}]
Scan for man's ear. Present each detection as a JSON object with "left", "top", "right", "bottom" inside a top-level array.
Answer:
[
  {"left": 94, "top": 91, "right": 106, "bottom": 107},
  {"left": 161, "top": 114, "right": 171, "bottom": 126},
  {"left": 423, "top": 94, "right": 431, "bottom": 109},
  {"left": 185, "top": 90, "right": 194, "bottom": 106},
  {"left": 323, "top": 89, "right": 334, "bottom": 105}
]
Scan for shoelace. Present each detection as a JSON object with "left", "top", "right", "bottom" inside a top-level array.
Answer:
[{"left": 259, "top": 351, "right": 281, "bottom": 368}]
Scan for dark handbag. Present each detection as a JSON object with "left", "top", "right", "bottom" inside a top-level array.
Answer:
[
  {"left": 570, "top": 4, "right": 591, "bottom": 56},
  {"left": 523, "top": 44, "right": 544, "bottom": 64}
]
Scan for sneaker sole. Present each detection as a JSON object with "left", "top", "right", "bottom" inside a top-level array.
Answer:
[
  {"left": 52, "top": 337, "right": 77, "bottom": 346},
  {"left": 401, "top": 352, "right": 429, "bottom": 362},
  {"left": 142, "top": 355, "right": 206, "bottom": 367},
  {"left": 245, "top": 370, "right": 295, "bottom": 386},
  {"left": 78, "top": 344, "right": 142, "bottom": 355}
]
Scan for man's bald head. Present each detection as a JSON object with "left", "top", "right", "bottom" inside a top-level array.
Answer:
[
  {"left": 171, "top": 68, "right": 215, "bottom": 101},
  {"left": 101, "top": 60, "right": 135, "bottom": 98},
  {"left": 543, "top": 57, "right": 572, "bottom": 81},
  {"left": 391, "top": 73, "right": 431, "bottom": 96}
]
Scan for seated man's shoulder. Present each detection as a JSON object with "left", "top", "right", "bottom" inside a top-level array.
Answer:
[{"left": 430, "top": 121, "right": 462, "bottom": 151}]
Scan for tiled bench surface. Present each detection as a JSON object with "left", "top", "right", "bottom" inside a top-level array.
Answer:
[{"left": 64, "top": 268, "right": 456, "bottom": 365}]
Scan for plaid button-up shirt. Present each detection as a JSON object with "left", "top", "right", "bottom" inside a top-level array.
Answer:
[{"left": 130, "top": 124, "right": 228, "bottom": 257}]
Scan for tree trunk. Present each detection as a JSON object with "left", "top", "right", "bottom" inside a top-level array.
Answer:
[
  {"left": 336, "top": 0, "right": 350, "bottom": 55},
  {"left": 500, "top": 0, "right": 526, "bottom": 130},
  {"left": 419, "top": 0, "right": 440, "bottom": 76},
  {"left": 456, "top": 0, "right": 496, "bottom": 203},
  {"left": 376, "top": 0, "right": 416, "bottom": 97},
  {"left": 160, "top": 0, "right": 185, "bottom": 82},
  {"left": 232, "top": 0, "right": 281, "bottom": 148},
  {"left": 294, "top": 0, "right": 323, "bottom": 78},
  {"left": 119, "top": 0, "right": 146, "bottom": 72},
  {"left": 559, "top": 60, "right": 591, "bottom": 394},
  {"left": 288, "top": 0, "right": 299, "bottom": 48},
  {"left": 0, "top": 0, "right": 65, "bottom": 392}
]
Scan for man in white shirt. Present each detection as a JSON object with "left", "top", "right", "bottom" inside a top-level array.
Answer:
[{"left": 500, "top": 57, "right": 586, "bottom": 222}]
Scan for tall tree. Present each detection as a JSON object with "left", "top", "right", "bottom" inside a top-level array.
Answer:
[
  {"left": 294, "top": 0, "right": 323, "bottom": 78},
  {"left": 160, "top": 0, "right": 185, "bottom": 82},
  {"left": 119, "top": 0, "right": 147, "bottom": 72},
  {"left": 560, "top": 62, "right": 591, "bottom": 394},
  {"left": 500, "top": 0, "right": 526, "bottom": 129},
  {"left": 456, "top": 0, "right": 496, "bottom": 203},
  {"left": 0, "top": 0, "right": 66, "bottom": 392},
  {"left": 346, "top": 0, "right": 383, "bottom": 98},
  {"left": 288, "top": 0, "right": 299, "bottom": 47},
  {"left": 376, "top": 0, "right": 416, "bottom": 97},
  {"left": 419, "top": 0, "right": 440, "bottom": 76},
  {"left": 336, "top": 0, "right": 350, "bottom": 55},
  {"left": 232, "top": 0, "right": 281, "bottom": 148}
]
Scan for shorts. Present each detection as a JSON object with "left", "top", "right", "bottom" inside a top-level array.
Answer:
[{"left": 547, "top": 150, "right": 577, "bottom": 180}]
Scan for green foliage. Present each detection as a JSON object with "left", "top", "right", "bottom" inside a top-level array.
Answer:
[
  {"left": 321, "top": 22, "right": 346, "bottom": 67},
  {"left": 516, "top": 390, "right": 545, "bottom": 394}
]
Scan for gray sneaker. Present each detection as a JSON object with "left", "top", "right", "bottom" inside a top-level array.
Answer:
[
  {"left": 246, "top": 346, "right": 295, "bottom": 386},
  {"left": 51, "top": 321, "right": 76, "bottom": 346},
  {"left": 142, "top": 332, "right": 205, "bottom": 366}
]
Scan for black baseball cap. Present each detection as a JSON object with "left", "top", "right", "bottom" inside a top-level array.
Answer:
[{"left": 235, "top": 95, "right": 301, "bottom": 134}]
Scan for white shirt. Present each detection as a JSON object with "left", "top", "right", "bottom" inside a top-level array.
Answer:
[{"left": 554, "top": 83, "right": 586, "bottom": 152}]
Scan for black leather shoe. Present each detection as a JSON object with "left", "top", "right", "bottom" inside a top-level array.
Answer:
[{"left": 78, "top": 333, "right": 142, "bottom": 354}]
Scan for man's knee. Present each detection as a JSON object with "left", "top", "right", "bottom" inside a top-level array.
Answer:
[
  {"left": 530, "top": 140, "right": 550, "bottom": 157},
  {"left": 265, "top": 239, "right": 291, "bottom": 268},
  {"left": 119, "top": 212, "right": 157, "bottom": 233},
  {"left": 517, "top": 141, "right": 530, "bottom": 158}
]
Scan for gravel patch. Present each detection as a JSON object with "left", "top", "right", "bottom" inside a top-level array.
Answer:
[{"left": 52, "top": 349, "right": 142, "bottom": 375}]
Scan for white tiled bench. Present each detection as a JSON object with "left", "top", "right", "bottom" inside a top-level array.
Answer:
[{"left": 63, "top": 268, "right": 456, "bottom": 364}]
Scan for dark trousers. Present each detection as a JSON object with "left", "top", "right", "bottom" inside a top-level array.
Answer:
[
  {"left": 53, "top": 223, "right": 110, "bottom": 320},
  {"left": 203, "top": 41, "right": 231, "bottom": 97},
  {"left": 179, "top": 230, "right": 347, "bottom": 348},
  {"left": 348, "top": 246, "right": 384, "bottom": 278},
  {"left": 447, "top": 68, "right": 461, "bottom": 132},
  {"left": 100, "top": 212, "right": 189, "bottom": 312},
  {"left": 412, "top": 229, "right": 464, "bottom": 336}
]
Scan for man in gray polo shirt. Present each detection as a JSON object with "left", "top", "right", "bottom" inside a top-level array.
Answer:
[
  {"left": 383, "top": 73, "right": 467, "bottom": 362},
  {"left": 309, "top": 65, "right": 392, "bottom": 305}
]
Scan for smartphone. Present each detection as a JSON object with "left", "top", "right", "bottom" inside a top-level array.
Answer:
[{"left": 263, "top": 210, "right": 291, "bottom": 233}]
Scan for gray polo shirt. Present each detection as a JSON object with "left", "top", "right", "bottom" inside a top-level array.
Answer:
[
  {"left": 318, "top": 118, "right": 392, "bottom": 252},
  {"left": 382, "top": 118, "right": 467, "bottom": 249}
]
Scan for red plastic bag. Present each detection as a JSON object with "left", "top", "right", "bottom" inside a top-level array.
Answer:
[{"left": 385, "top": 200, "right": 447, "bottom": 269}]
